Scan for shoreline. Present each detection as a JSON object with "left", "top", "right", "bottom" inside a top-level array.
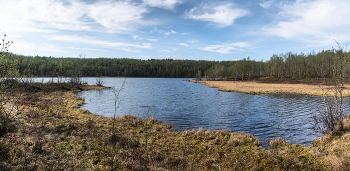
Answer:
[
  {"left": 1, "top": 82, "right": 349, "bottom": 170},
  {"left": 195, "top": 80, "right": 350, "bottom": 96},
  {"left": 73, "top": 83, "right": 111, "bottom": 91}
]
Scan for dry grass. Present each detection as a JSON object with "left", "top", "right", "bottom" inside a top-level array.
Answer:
[
  {"left": 197, "top": 80, "right": 350, "bottom": 96},
  {"left": 311, "top": 115, "right": 350, "bottom": 170},
  {"left": 0, "top": 82, "right": 341, "bottom": 170}
]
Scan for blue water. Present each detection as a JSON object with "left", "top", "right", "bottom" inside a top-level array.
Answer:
[{"left": 29, "top": 77, "right": 338, "bottom": 145}]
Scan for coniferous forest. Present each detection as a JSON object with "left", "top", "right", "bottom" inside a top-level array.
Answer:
[{"left": 6, "top": 47, "right": 350, "bottom": 80}]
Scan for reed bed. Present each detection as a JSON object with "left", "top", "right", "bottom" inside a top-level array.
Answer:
[{"left": 198, "top": 80, "right": 350, "bottom": 96}]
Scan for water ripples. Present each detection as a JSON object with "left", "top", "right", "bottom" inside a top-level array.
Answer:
[{"left": 72, "top": 77, "right": 350, "bottom": 146}]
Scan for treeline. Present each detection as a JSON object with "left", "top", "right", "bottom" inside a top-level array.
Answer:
[
  {"left": 9, "top": 54, "right": 217, "bottom": 78},
  {"left": 205, "top": 49, "right": 350, "bottom": 81},
  {"left": 5, "top": 47, "right": 350, "bottom": 80}
]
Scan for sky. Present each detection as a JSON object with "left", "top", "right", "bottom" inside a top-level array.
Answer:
[{"left": 1, "top": 0, "right": 350, "bottom": 61}]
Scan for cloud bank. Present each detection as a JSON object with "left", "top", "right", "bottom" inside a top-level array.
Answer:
[
  {"left": 0, "top": 0, "right": 155, "bottom": 33},
  {"left": 263, "top": 0, "right": 350, "bottom": 46}
]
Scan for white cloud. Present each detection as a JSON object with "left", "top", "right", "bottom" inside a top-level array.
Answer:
[
  {"left": 150, "top": 28, "right": 160, "bottom": 34},
  {"left": 259, "top": 0, "right": 273, "bottom": 9},
  {"left": 164, "top": 30, "right": 177, "bottom": 37},
  {"left": 0, "top": 0, "right": 88, "bottom": 32},
  {"left": 66, "top": 47, "right": 107, "bottom": 51},
  {"left": 51, "top": 35, "right": 152, "bottom": 49},
  {"left": 87, "top": 1, "right": 151, "bottom": 32},
  {"left": 122, "top": 48, "right": 139, "bottom": 52},
  {"left": 142, "top": 0, "right": 183, "bottom": 10},
  {"left": 189, "top": 39, "right": 198, "bottom": 44},
  {"left": 202, "top": 45, "right": 234, "bottom": 54},
  {"left": 202, "top": 42, "right": 249, "bottom": 54},
  {"left": 263, "top": 0, "right": 350, "bottom": 47},
  {"left": 179, "top": 43, "right": 189, "bottom": 47},
  {"left": 147, "top": 38, "right": 158, "bottom": 41},
  {"left": 231, "top": 42, "right": 250, "bottom": 48},
  {"left": 186, "top": 3, "right": 249, "bottom": 28},
  {"left": 150, "top": 28, "right": 177, "bottom": 36},
  {"left": 0, "top": 0, "right": 154, "bottom": 33},
  {"left": 132, "top": 36, "right": 143, "bottom": 40}
]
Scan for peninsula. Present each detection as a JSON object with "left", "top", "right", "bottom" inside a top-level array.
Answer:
[{"left": 196, "top": 80, "right": 350, "bottom": 96}]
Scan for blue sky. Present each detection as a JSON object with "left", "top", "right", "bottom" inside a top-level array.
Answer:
[{"left": 1, "top": 0, "right": 350, "bottom": 61}]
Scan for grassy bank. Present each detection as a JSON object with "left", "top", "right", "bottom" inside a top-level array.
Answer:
[
  {"left": 1, "top": 82, "right": 349, "bottom": 170},
  {"left": 196, "top": 80, "right": 350, "bottom": 96}
]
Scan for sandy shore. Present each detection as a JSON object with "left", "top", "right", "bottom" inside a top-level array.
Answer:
[{"left": 196, "top": 80, "right": 350, "bottom": 96}]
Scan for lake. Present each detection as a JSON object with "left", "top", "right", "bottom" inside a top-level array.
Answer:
[
  {"left": 28, "top": 77, "right": 343, "bottom": 145},
  {"left": 65, "top": 77, "right": 336, "bottom": 146}
]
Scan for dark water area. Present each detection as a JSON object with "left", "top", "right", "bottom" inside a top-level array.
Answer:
[{"left": 30, "top": 77, "right": 345, "bottom": 146}]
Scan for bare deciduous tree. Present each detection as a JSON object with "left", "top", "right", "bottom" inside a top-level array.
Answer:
[
  {"left": 315, "top": 42, "right": 350, "bottom": 133},
  {"left": 0, "top": 33, "right": 17, "bottom": 135}
]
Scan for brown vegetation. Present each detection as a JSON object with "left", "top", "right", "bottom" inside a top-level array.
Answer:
[
  {"left": 196, "top": 79, "right": 350, "bottom": 96},
  {"left": 1, "top": 82, "right": 349, "bottom": 170}
]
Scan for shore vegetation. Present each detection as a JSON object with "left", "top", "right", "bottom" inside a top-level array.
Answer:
[
  {"left": 196, "top": 78, "right": 350, "bottom": 96},
  {"left": 2, "top": 82, "right": 348, "bottom": 170}
]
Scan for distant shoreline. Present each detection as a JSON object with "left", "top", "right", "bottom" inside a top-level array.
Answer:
[{"left": 194, "top": 80, "right": 350, "bottom": 96}]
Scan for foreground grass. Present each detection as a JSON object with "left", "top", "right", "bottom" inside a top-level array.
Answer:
[
  {"left": 196, "top": 79, "right": 350, "bottom": 96},
  {"left": 1, "top": 82, "right": 349, "bottom": 170}
]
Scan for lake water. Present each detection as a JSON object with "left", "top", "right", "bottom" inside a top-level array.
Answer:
[{"left": 29, "top": 77, "right": 340, "bottom": 145}]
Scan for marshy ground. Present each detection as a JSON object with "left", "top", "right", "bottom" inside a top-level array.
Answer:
[
  {"left": 0, "top": 82, "right": 350, "bottom": 170},
  {"left": 197, "top": 78, "right": 350, "bottom": 96}
]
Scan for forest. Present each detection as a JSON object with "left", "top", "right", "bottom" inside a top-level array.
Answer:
[
  {"left": 3, "top": 46, "right": 350, "bottom": 81},
  {"left": 10, "top": 54, "right": 217, "bottom": 78},
  {"left": 205, "top": 48, "right": 350, "bottom": 81}
]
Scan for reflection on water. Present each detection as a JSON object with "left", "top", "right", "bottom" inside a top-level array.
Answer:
[{"left": 32, "top": 77, "right": 346, "bottom": 145}]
